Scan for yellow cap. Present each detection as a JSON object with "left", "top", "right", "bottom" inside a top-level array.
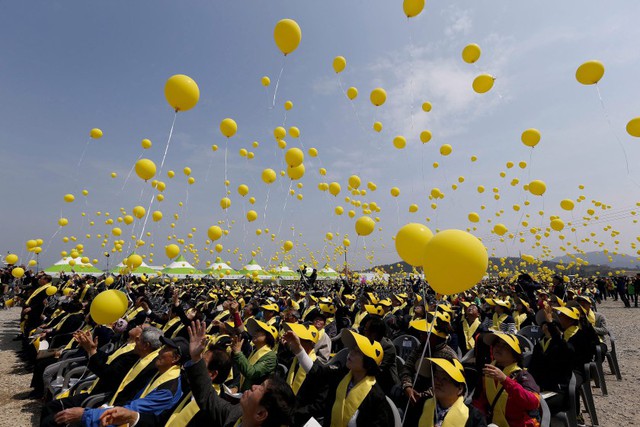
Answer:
[
  {"left": 341, "top": 330, "right": 383, "bottom": 366},
  {"left": 483, "top": 332, "right": 521, "bottom": 354},
  {"left": 284, "top": 323, "right": 319, "bottom": 343},
  {"left": 426, "top": 357, "right": 466, "bottom": 383},
  {"left": 246, "top": 318, "right": 278, "bottom": 341},
  {"left": 378, "top": 298, "right": 392, "bottom": 307},
  {"left": 260, "top": 303, "right": 280, "bottom": 312},
  {"left": 555, "top": 306, "right": 580, "bottom": 320},
  {"left": 364, "top": 304, "right": 384, "bottom": 316}
]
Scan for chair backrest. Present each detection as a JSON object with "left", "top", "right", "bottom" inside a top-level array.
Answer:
[
  {"left": 392, "top": 335, "right": 419, "bottom": 360},
  {"left": 539, "top": 394, "right": 551, "bottom": 427},
  {"left": 385, "top": 396, "right": 402, "bottom": 427},
  {"left": 518, "top": 325, "right": 544, "bottom": 344},
  {"left": 516, "top": 334, "right": 535, "bottom": 354},
  {"left": 275, "top": 363, "right": 289, "bottom": 379}
]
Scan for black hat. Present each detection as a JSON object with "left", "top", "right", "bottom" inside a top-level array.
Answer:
[{"left": 160, "top": 336, "right": 190, "bottom": 364}]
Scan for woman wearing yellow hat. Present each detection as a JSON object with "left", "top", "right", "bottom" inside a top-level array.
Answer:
[
  {"left": 473, "top": 332, "right": 541, "bottom": 427},
  {"left": 231, "top": 318, "right": 278, "bottom": 392},
  {"left": 282, "top": 328, "right": 394, "bottom": 426},
  {"left": 416, "top": 358, "right": 486, "bottom": 427}
]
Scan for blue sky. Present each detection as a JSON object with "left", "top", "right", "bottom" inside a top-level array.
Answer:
[{"left": 3, "top": 0, "right": 640, "bottom": 271}]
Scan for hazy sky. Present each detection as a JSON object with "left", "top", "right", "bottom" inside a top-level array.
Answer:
[{"left": 3, "top": 0, "right": 640, "bottom": 271}]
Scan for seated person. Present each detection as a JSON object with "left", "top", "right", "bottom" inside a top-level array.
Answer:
[{"left": 232, "top": 318, "right": 278, "bottom": 392}]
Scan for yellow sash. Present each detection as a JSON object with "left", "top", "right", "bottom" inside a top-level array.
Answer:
[
  {"left": 540, "top": 337, "right": 551, "bottom": 353},
  {"left": 79, "top": 285, "right": 92, "bottom": 302},
  {"left": 514, "top": 313, "right": 527, "bottom": 331},
  {"left": 239, "top": 345, "right": 272, "bottom": 389},
  {"left": 267, "top": 316, "right": 277, "bottom": 326},
  {"left": 124, "top": 307, "right": 143, "bottom": 322},
  {"left": 563, "top": 325, "right": 579, "bottom": 342},
  {"left": 353, "top": 310, "right": 368, "bottom": 331},
  {"left": 25, "top": 284, "right": 52, "bottom": 305},
  {"left": 287, "top": 350, "right": 316, "bottom": 394},
  {"left": 165, "top": 385, "right": 221, "bottom": 427},
  {"left": 419, "top": 396, "right": 469, "bottom": 427},
  {"left": 214, "top": 310, "right": 230, "bottom": 322},
  {"left": 587, "top": 309, "right": 595, "bottom": 326},
  {"left": 163, "top": 316, "right": 181, "bottom": 332},
  {"left": 462, "top": 318, "right": 480, "bottom": 349},
  {"left": 54, "top": 311, "right": 81, "bottom": 332},
  {"left": 140, "top": 365, "right": 181, "bottom": 398},
  {"left": 484, "top": 362, "right": 520, "bottom": 427},
  {"left": 108, "top": 349, "right": 160, "bottom": 405},
  {"left": 491, "top": 313, "right": 508, "bottom": 331},
  {"left": 82, "top": 342, "right": 137, "bottom": 396},
  {"left": 64, "top": 325, "right": 92, "bottom": 351},
  {"left": 330, "top": 373, "right": 376, "bottom": 427}
]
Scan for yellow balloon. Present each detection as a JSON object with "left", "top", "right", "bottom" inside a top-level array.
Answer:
[
  {"left": 409, "top": 204, "right": 419, "bottom": 213},
  {"left": 335, "top": 206, "right": 344, "bottom": 215},
  {"left": 521, "top": 129, "right": 541, "bottom": 147},
  {"left": 89, "top": 128, "right": 103, "bottom": 139},
  {"left": 133, "top": 206, "right": 146, "bottom": 219},
  {"left": 333, "top": 56, "right": 346, "bottom": 73},
  {"left": 343, "top": 238, "right": 351, "bottom": 247},
  {"left": 64, "top": 193, "right": 75, "bottom": 203},
  {"left": 308, "top": 147, "right": 318, "bottom": 157},
  {"left": 468, "top": 212, "right": 480, "bottom": 223},
  {"left": 220, "top": 118, "right": 237, "bottom": 138},
  {"left": 141, "top": 139, "right": 152, "bottom": 149},
  {"left": 373, "top": 121, "right": 383, "bottom": 132},
  {"left": 285, "top": 147, "right": 304, "bottom": 167},
  {"left": 126, "top": 254, "right": 143, "bottom": 269},
  {"left": 105, "top": 276, "right": 114, "bottom": 286},
  {"left": 493, "top": 224, "right": 508, "bottom": 236},
  {"left": 208, "top": 226, "right": 223, "bottom": 241},
  {"left": 135, "top": 159, "right": 156, "bottom": 181},
  {"left": 28, "top": 259, "right": 37, "bottom": 267},
  {"left": 287, "top": 163, "right": 305, "bottom": 180},
  {"left": 112, "top": 227, "right": 122, "bottom": 236},
  {"left": 289, "top": 126, "right": 300, "bottom": 138},
  {"left": 262, "top": 168, "right": 277, "bottom": 184},
  {"left": 560, "top": 199, "right": 575, "bottom": 211},
  {"left": 26, "top": 240, "right": 37, "bottom": 250},
  {"left": 423, "top": 229, "right": 488, "bottom": 295},
  {"left": 46, "top": 286, "right": 58, "bottom": 296},
  {"left": 247, "top": 210, "right": 258, "bottom": 222},
  {"left": 11, "top": 267, "right": 25, "bottom": 278},
  {"left": 347, "top": 87, "right": 358, "bottom": 100},
  {"left": 261, "top": 76, "right": 271, "bottom": 86},
  {"left": 283, "top": 240, "right": 294, "bottom": 252},
  {"left": 238, "top": 184, "right": 249, "bottom": 196},
  {"left": 348, "top": 175, "right": 361, "bottom": 189},
  {"left": 462, "top": 44, "right": 481, "bottom": 64},
  {"left": 326, "top": 232, "right": 334, "bottom": 240},
  {"left": 284, "top": 100, "right": 293, "bottom": 110},
  {"left": 626, "top": 117, "right": 640, "bottom": 137},
  {"left": 5, "top": 254, "right": 18, "bottom": 265},
  {"left": 528, "top": 180, "right": 546, "bottom": 196},
  {"left": 391, "top": 187, "right": 400, "bottom": 197},
  {"left": 550, "top": 218, "right": 565, "bottom": 231},
  {"left": 370, "top": 88, "right": 387, "bottom": 106},
  {"left": 355, "top": 216, "right": 375, "bottom": 236},
  {"left": 274, "top": 19, "right": 302, "bottom": 55},
  {"left": 393, "top": 135, "right": 407, "bottom": 149},
  {"left": 395, "top": 223, "right": 434, "bottom": 267},
  {"left": 58, "top": 218, "right": 69, "bottom": 227},
  {"left": 439, "top": 144, "right": 452, "bottom": 156},
  {"left": 90, "top": 290, "right": 128, "bottom": 325},
  {"left": 274, "top": 126, "right": 286, "bottom": 140},
  {"left": 472, "top": 74, "right": 495, "bottom": 94},
  {"left": 152, "top": 210, "right": 163, "bottom": 222},
  {"left": 576, "top": 60, "right": 605, "bottom": 85},
  {"left": 164, "top": 74, "right": 200, "bottom": 112},
  {"left": 403, "top": 0, "right": 425, "bottom": 17},
  {"left": 329, "top": 182, "right": 341, "bottom": 196},
  {"left": 422, "top": 102, "right": 432, "bottom": 112},
  {"left": 220, "top": 197, "right": 231, "bottom": 209},
  {"left": 166, "top": 244, "right": 180, "bottom": 259},
  {"left": 420, "top": 130, "right": 432, "bottom": 143}
]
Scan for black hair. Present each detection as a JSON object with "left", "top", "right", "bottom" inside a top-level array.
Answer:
[
  {"left": 207, "top": 346, "right": 232, "bottom": 385},
  {"left": 263, "top": 331, "right": 276, "bottom": 348},
  {"left": 260, "top": 377, "right": 295, "bottom": 427},
  {"left": 362, "top": 354, "right": 380, "bottom": 377},
  {"left": 362, "top": 315, "right": 387, "bottom": 341}
]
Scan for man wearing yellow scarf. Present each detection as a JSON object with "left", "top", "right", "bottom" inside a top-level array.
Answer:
[{"left": 282, "top": 328, "right": 394, "bottom": 426}]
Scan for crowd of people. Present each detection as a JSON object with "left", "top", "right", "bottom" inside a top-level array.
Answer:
[{"left": 1, "top": 264, "right": 624, "bottom": 427}]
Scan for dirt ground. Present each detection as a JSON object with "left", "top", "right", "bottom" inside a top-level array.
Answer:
[{"left": 0, "top": 299, "right": 637, "bottom": 426}]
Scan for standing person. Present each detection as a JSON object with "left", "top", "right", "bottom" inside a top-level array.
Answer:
[{"left": 614, "top": 276, "right": 631, "bottom": 307}]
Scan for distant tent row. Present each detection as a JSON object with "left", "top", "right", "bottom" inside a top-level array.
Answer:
[{"left": 41, "top": 254, "right": 340, "bottom": 280}]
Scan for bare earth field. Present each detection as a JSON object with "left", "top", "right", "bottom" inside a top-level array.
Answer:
[{"left": 0, "top": 299, "right": 637, "bottom": 426}]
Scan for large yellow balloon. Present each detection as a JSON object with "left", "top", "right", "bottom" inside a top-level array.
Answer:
[
  {"left": 220, "top": 197, "right": 231, "bottom": 209},
  {"left": 133, "top": 206, "right": 146, "bottom": 219},
  {"left": 126, "top": 254, "right": 143, "bottom": 269},
  {"left": 287, "top": 163, "right": 305, "bottom": 180},
  {"left": 393, "top": 136, "right": 407, "bottom": 149},
  {"left": 355, "top": 216, "right": 375, "bottom": 236},
  {"left": 5, "top": 254, "right": 18, "bottom": 265},
  {"left": 208, "top": 226, "right": 223, "bottom": 241},
  {"left": 166, "top": 244, "right": 180, "bottom": 259},
  {"left": 12, "top": 267, "right": 25, "bottom": 278},
  {"left": 521, "top": 129, "right": 541, "bottom": 148},
  {"left": 247, "top": 210, "right": 258, "bottom": 222},
  {"left": 626, "top": 117, "right": 640, "bottom": 137},
  {"left": 370, "top": 88, "right": 387, "bottom": 106},
  {"left": 135, "top": 159, "right": 156, "bottom": 181},
  {"left": 576, "top": 60, "right": 605, "bottom": 85},
  {"left": 283, "top": 240, "right": 294, "bottom": 252},
  {"left": 462, "top": 44, "right": 481, "bottom": 64},
  {"left": 285, "top": 148, "right": 304, "bottom": 167},
  {"left": 152, "top": 210, "right": 163, "bottom": 222},
  {"left": 220, "top": 118, "right": 238, "bottom": 138},
  {"left": 439, "top": 144, "right": 452, "bottom": 156},
  {"left": 329, "top": 182, "right": 341, "bottom": 196},
  {"left": 165, "top": 74, "right": 200, "bottom": 112},
  {"left": 45, "top": 286, "right": 58, "bottom": 296},
  {"left": 423, "top": 229, "right": 488, "bottom": 295},
  {"left": 348, "top": 175, "right": 361, "bottom": 189},
  {"left": 560, "top": 199, "right": 575, "bottom": 211},
  {"left": 528, "top": 180, "right": 546, "bottom": 196},
  {"left": 274, "top": 19, "right": 302, "bottom": 55},
  {"left": 262, "top": 168, "right": 277, "bottom": 184},
  {"left": 403, "top": 0, "right": 425, "bottom": 17},
  {"left": 395, "top": 223, "right": 433, "bottom": 267},
  {"left": 90, "top": 290, "right": 128, "bottom": 325},
  {"left": 333, "top": 56, "right": 346, "bottom": 73},
  {"left": 472, "top": 74, "right": 495, "bottom": 94}
]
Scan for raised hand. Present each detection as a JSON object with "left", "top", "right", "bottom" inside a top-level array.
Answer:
[{"left": 187, "top": 320, "right": 208, "bottom": 362}]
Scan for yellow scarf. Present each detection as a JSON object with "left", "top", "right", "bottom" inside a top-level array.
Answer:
[
  {"left": 540, "top": 337, "right": 551, "bottom": 353},
  {"left": 109, "top": 349, "right": 160, "bottom": 405},
  {"left": 165, "top": 384, "right": 221, "bottom": 427},
  {"left": 514, "top": 313, "right": 527, "bottom": 331},
  {"left": 491, "top": 313, "right": 508, "bottom": 331},
  {"left": 81, "top": 342, "right": 137, "bottom": 396},
  {"left": 287, "top": 350, "right": 316, "bottom": 394},
  {"left": 163, "top": 316, "right": 182, "bottom": 332},
  {"left": 330, "top": 372, "right": 376, "bottom": 427},
  {"left": 419, "top": 396, "right": 469, "bottom": 427},
  {"left": 462, "top": 318, "right": 480, "bottom": 349},
  {"left": 353, "top": 310, "right": 368, "bottom": 331},
  {"left": 239, "top": 345, "right": 272, "bottom": 389},
  {"left": 140, "top": 365, "right": 181, "bottom": 398},
  {"left": 124, "top": 307, "right": 144, "bottom": 322},
  {"left": 214, "top": 310, "right": 230, "bottom": 322},
  {"left": 25, "top": 283, "right": 52, "bottom": 305},
  {"left": 563, "top": 325, "right": 580, "bottom": 342},
  {"left": 79, "top": 285, "right": 92, "bottom": 302},
  {"left": 484, "top": 362, "right": 521, "bottom": 427},
  {"left": 586, "top": 309, "right": 595, "bottom": 326}
]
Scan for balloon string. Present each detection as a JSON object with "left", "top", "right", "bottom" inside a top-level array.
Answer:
[
  {"left": 224, "top": 139, "right": 228, "bottom": 191},
  {"left": 75, "top": 137, "right": 91, "bottom": 176},
  {"left": 595, "top": 85, "right": 640, "bottom": 187},
  {"left": 271, "top": 57, "right": 286, "bottom": 109},
  {"left": 407, "top": 18, "right": 416, "bottom": 131},
  {"left": 277, "top": 181, "right": 293, "bottom": 238},
  {"left": 159, "top": 112, "right": 178, "bottom": 175},
  {"left": 43, "top": 226, "right": 62, "bottom": 255},
  {"left": 120, "top": 152, "right": 144, "bottom": 194}
]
